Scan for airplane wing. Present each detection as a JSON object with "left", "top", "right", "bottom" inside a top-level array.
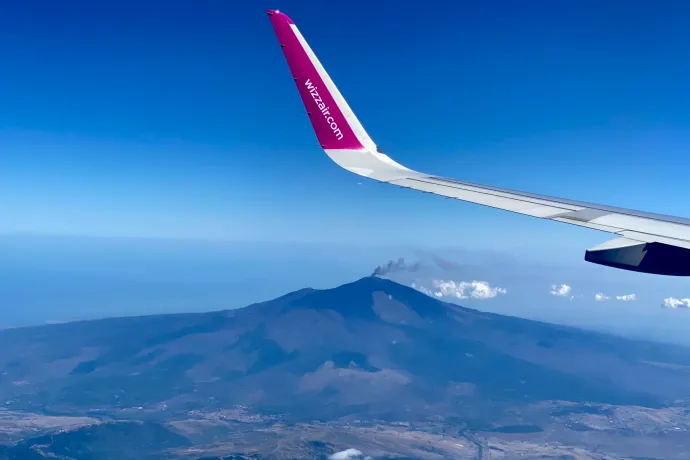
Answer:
[{"left": 266, "top": 9, "right": 690, "bottom": 276}]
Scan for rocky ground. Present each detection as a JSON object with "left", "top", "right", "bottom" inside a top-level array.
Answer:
[{"left": 1, "top": 399, "right": 689, "bottom": 459}]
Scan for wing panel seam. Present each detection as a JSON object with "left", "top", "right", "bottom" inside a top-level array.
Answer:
[{"left": 399, "top": 177, "right": 580, "bottom": 214}]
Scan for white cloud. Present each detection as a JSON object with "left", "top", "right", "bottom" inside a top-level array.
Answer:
[
  {"left": 329, "top": 449, "right": 367, "bottom": 460},
  {"left": 616, "top": 294, "right": 636, "bottom": 302},
  {"left": 594, "top": 292, "right": 637, "bottom": 302},
  {"left": 550, "top": 284, "right": 572, "bottom": 297},
  {"left": 663, "top": 297, "right": 690, "bottom": 309},
  {"left": 412, "top": 280, "right": 506, "bottom": 300},
  {"left": 412, "top": 283, "right": 440, "bottom": 298}
]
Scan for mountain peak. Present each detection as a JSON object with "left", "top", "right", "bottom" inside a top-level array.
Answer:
[{"left": 278, "top": 275, "right": 452, "bottom": 320}]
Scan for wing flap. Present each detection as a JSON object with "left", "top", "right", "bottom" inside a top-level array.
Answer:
[
  {"left": 617, "top": 231, "right": 690, "bottom": 250},
  {"left": 589, "top": 214, "right": 690, "bottom": 243}
]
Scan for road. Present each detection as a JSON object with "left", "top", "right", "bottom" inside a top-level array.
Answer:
[{"left": 458, "top": 423, "right": 488, "bottom": 460}]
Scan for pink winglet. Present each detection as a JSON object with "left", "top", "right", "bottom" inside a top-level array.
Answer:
[{"left": 267, "top": 10, "right": 364, "bottom": 150}]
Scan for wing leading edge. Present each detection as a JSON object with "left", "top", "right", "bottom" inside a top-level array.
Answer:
[{"left": 266, "top": 9, "right": 690, "bottom": 276}]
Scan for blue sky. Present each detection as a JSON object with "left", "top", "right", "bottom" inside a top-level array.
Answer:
[{"left": 1, "top": 1, "right": 690, "bottom": 336}]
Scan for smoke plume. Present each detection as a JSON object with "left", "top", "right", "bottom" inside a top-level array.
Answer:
[{"left": 372, "top": 258, "right": 421, "bottom": 277}]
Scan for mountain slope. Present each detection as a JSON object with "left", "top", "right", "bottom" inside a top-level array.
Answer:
[{"left": 1, "top": 277, "right": 690, "bottom": 422}]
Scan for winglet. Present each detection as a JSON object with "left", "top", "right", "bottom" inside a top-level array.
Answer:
[{"left": 267, "top": 9, "right": 375, "bottom": 152}]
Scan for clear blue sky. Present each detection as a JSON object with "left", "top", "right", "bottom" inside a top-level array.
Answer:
[{"left": 1, "top": 1, "right": 690, "bottom": 336}]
